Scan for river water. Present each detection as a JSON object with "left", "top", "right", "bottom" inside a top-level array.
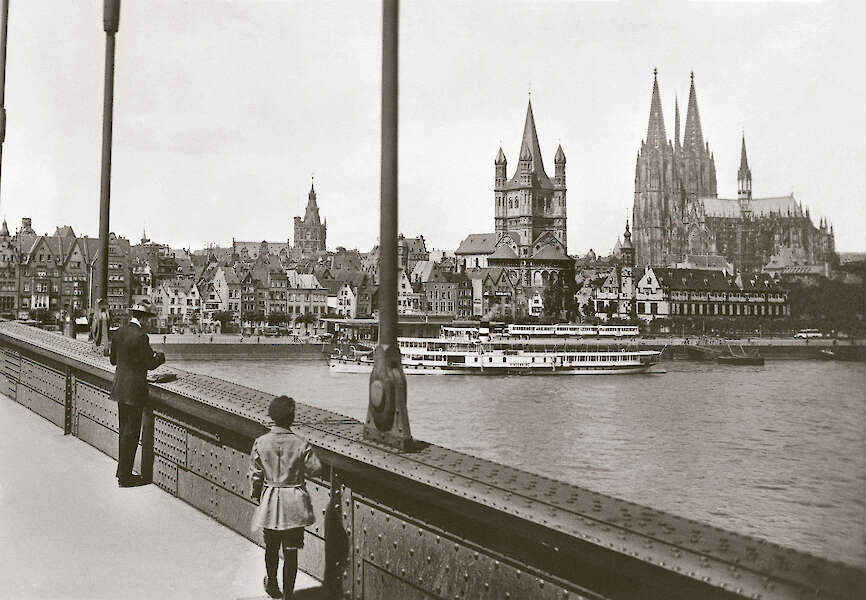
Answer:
[{"left": 174, "top": 357, "right": 866, "bottom": 567}]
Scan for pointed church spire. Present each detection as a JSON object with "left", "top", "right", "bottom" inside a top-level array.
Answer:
[
  {"left": 554, "top": 144, "right": 566, "bottom": 164},
  {"left": 304, "top": 178, "right": 321, "bottom": 224},
  {"left": 518, "top": 99, "right": 548, "bottom": 177},
  {"left": 739, "top": 134, "right": 750, "bottom": 177},
  {"left": 674, "top": 95, "right": 681, "bottom": 152},
  {"left": 683, "top": 71, "right": 704, "bottom": 154},
  {"left": 0, "top": 219, "right": 8, "bottom": 238},
  {"left": 495, "top": 147, "right": 506, "bottom": 165},
  {"left": 645, "top": 68, "right": 667, "bottom": 149}
]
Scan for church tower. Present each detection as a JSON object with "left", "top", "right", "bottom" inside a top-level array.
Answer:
[
  {"left": 633, "top": 69, "right": 676, "bottom": 266},
  {"left": 293, "top": 180, "right": 327, "bottom": 256},
  {"left": 494, "top": 100, "right": 567, "bottom": 255},
  {"left": 737, "top": 134, "right": 752, "bottom": 215}
]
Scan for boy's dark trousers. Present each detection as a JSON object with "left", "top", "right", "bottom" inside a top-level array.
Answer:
[{"left": 116, "top": 403, "right": 143, "bottom": 480}]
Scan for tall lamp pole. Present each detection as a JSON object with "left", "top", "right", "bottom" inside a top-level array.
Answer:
[
  {"left": 94, "top": 0, "right": 120, "bottom": 347},
  {"left": 0, "top": 0, "right": 10, "bottom": 209},
  {"left": 365, "top": 0, "right": 412, "bottom": 450}
]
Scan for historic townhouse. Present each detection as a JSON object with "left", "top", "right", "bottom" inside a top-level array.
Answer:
[
  {"left": 210, "top": 266, "right": 241, "bottom": 325},
  {"left": 285, "top": 270, "right": 328, "bottom": 319},
  {"left": 157, "top": 279, "right": 201, "bottom": 328},
  {"left": 336, "top": 283, "right": 357, "bottom": 318},
  {"left": 266, "top": 266, "right": 288, "bottom": 320},
  {"left": 422, "top": 270, "right": 472, "bottom": 319},
  {"left": 482, "top": 268, "right": 520, "bottom": 320},
  {"left": 0, "top": 221, "right": 18, "bottom": 317},
  {"left": 396, "top": 269, "right": 424, "bottom": 315},
  {"left": 60, "top": 234, "right": 89, "bottom": 314}
]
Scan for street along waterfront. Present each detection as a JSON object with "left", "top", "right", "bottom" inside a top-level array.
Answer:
[{"left": 175, "top": 357, "right": 866, "bottom": 568}]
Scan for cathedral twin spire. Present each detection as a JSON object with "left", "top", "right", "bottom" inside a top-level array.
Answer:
[
  {"left": 682, "top": 72, "right": 705, "bottom": 155},
  {"left": 644, "top": 69, "right": 711, "bottom": 157},
  {"left": 645, "top": 69, "right": 667, "bottom": 149}
]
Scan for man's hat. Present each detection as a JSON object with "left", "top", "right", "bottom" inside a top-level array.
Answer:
[{"left": 129, "top": 298, "right": 157, "bottom": 316}]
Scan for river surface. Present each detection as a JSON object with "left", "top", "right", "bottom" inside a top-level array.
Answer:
[{"left": 174, "top": 358, "right": 866, "bottom": 567}]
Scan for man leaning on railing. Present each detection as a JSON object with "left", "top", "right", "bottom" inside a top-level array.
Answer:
[{"left": 108, "top": 299, "right": 165, "bottom": 488}]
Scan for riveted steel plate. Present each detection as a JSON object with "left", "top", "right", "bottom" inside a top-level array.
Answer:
[
  {"left": 153, "top": 414, "right": 188, "bottom": 467},
  {"left": 2, "top": 347, "right": 19, "bottom": 400},
  {"left": 212, "top": 484, "right": 258, "bottom": 544},
  {"left": 298, "top": 533, "right": 327, "bottom": 582},
  {"left": 354, "top": 500, "right": 586, "bottom": 600},
  {"left": 77, "top": 414, "right": 119, "bottom": 459},
  {"left": 177, "top": 467, "right": 218, "bottom": 518},
  {"left": 305, "top": 480, "right": 331, "bottom": 539},
  {"left": 186, "top": 432, "right": 224, "bottom": 486},
  {"left": 20, "top": 358, "right": 65, "bottom": 403},
  {"left": 363, "top": 562, "right": 438, "bottom": 600},
  {"left": 75, "top": 381, "right": 117, "bottom": 431},
  {"left": 154, "top": 455, "right": 179, "bottom": 496},
  {"left": 18, "top": 385, "right": 65, "bottom": 427}
]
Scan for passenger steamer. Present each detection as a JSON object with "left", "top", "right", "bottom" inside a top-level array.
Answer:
[{"left": 329, "top": 325, "right": 660, "bottom": 375}]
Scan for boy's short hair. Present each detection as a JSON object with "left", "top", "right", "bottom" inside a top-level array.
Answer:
[{"left": 268, "top": 395, "right": 296, "bottom": 428}]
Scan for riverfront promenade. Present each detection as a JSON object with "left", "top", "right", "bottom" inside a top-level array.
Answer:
[{"left": 0, "top": 396, "right": 320, "bottom": 599}]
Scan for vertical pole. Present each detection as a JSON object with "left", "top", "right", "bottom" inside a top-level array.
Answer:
[
  {"left": 97, "top": 0, "right": 120, "bottom": 311},
  {"left": 93, "top": 0, "right": 119, "bottom": 351},
  {"left": 0, "top": 0, "right": 10, "bottom": 209},
  {"left": 365, "top": 0, "right": 412, "bottom": 450},
  {"left": 379, "top": 0, "right": 398, "bottom": 348}
]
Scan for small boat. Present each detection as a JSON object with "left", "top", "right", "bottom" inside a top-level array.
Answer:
[
  {"left": 820, "top": 347, "right": 861, "bottom": 361},
  {"left": 717, "top": 344, "right": 764, "bottom": 366}
]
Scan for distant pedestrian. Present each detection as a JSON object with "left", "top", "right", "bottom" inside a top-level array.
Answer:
[
  {"left": 240, "top": 336, "right": 244, "bottom": 343},
  {"left": 250, "top": 396, "right": 322, "bottom": 599},
  {"left": 163, "top": 335, "right": 166, "bottom": 344},
  {"left": 258, "top": 336, "right": 261, "bottom": 344},
  {"left": 109, "top": 299, "right": 165, "bottom": 488},
  {"left": 210, "top": 336, "right": 213, "bottom": 343}
]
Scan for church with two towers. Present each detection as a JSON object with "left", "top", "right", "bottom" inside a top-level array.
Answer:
[{"left": 632, "top": 70, "right": 836, "bottom": 273}]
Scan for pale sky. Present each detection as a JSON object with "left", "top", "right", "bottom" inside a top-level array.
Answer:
[{"left": 2, "top": 1, "right": 864, "bottom": 254}]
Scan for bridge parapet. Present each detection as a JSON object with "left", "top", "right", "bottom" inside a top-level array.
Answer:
[{"left": 0, "top": 321, "right": 861, "bottom": 599}]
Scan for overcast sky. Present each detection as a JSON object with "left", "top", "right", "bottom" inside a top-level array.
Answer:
[{"left": 2, "top": 1, "right": 864, "bottom": 255}]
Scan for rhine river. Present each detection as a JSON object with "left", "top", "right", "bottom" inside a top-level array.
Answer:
[{"left": 175, "top": 358, "right": 866, "bottom": 567}]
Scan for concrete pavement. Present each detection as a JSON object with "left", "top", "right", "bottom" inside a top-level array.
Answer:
[{"left": 0, "top": 397, "right": 321, "bottom": 599}]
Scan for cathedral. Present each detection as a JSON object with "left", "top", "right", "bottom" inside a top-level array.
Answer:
[
  {"left": 632, "top": 70, "right": 836, "bottom": 272},
  {"left": 293, "top": 181, "right": 327, "bottom": 257}
]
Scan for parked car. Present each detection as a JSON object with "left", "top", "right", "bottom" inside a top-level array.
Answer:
[
  {"left": 794, "top": 329, "right": 823, "bottom": 339},
  {"left": 262, "top": 326, "right": 281, "bottom": 337}
]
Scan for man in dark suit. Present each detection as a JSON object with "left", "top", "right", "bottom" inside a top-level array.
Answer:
[{"left": 109, "top": 299, "right": 166, "bottom": 487}]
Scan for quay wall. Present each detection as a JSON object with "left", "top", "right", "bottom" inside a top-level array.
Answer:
[
  {"left": 1, "top": 321, "right": 862, "bottom": 600},
  {"left": 151, "top": 342, "right": 328, "bottom": 361},
  {"left": 152, "top": 339, "right": 864, "bottom": 361}
]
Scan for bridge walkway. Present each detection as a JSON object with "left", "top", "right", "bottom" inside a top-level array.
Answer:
[{"left": 0, "top": 395, "right": 322, "bottom": 600}]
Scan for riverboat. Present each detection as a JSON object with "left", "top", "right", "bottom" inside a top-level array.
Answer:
[{"left": 329, "top": 337, "right": 661, "bottom": 375}]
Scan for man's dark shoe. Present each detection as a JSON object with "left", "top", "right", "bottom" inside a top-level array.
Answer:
[
  {"left": 118, "top": 475, "right": 149, "bottom": 488},
  {"left": 263, "top": 576, "right": 281, "bottom": 598}
]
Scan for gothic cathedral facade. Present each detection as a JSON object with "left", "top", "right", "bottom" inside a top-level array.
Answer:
[{"left": 632, "top": 71, "right": 836, "bottom": 272}]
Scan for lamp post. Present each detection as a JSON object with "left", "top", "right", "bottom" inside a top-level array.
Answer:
[
  {"left": 96, "top": 1, "right": 120, "bottom": 310},
  {"left": 93, "top": 0, "right": 119, "bottom": 351},
  {"left": 365, "top": 0, "right": 412, "bottom": 451},
  {"left": 0, "top": 0, "right": 10, "bottom": 209}
]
